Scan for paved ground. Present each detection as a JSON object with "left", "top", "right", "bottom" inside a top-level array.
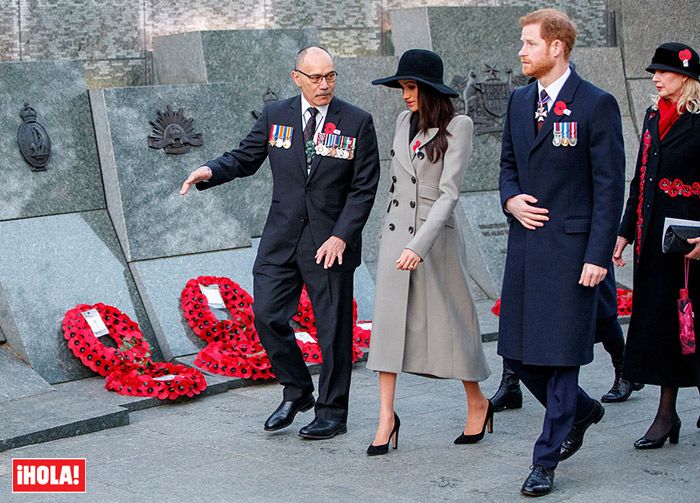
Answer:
[{"left": 1, "top": 333, "right": 699, "bottom": 502}]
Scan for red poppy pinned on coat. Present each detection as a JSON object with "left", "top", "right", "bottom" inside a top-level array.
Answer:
[
  {"left": 412, "top": 140, "right": 421, "bottom": 152},
  {"left": 553, "top": 101, "right": 571, "bottom": 116},
  {"left": 323, "top": 122, "right": 337, "bottom": 134}
]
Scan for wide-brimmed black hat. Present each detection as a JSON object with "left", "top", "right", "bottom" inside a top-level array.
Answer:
[
  {"left": 646, "top": 42, "right": 700, "bottom": 81},
  {"left": 372, "top": 49, "right": 459, "bottom": 97}
]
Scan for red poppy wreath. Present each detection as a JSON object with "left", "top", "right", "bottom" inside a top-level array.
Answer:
[
  {"left": 181, "top": 276, "right": 274, "bottom": 380},
  {"left": 62, "top": 303, "right": 207, "bottom": 399}
]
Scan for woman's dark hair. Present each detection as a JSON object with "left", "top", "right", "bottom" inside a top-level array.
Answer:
[{"left": 417, "top": 83, "right": 455, "bottom": 163}]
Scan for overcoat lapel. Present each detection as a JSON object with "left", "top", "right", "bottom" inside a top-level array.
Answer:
[
  {"left": 661, "top": 110, "right": 693, "bottom": 146},
  {"left": 410, "top": 127, "right": 439, "bottom": 167},
  {"left": 394, "top": 113, "right": 415, "bottom": 176},
  {"left": 531, "top": 71, "right": 582, "bottom": 151},
  {"left": 307, "top": 98, "right": 343, "bottom": 185}
]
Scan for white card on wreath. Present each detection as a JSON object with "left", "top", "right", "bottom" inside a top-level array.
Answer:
[
  {"left": 199, "top": 284, "right": 225, "bottom": 308},
  {"left": 81, "top": 309, "right": 109, "bottom": 337},
  {"left": 152, "top": 374, "right": 177, "bottom": 382},
  {"left": 295, "top": 331, "right": 316, "bottom": 344}
]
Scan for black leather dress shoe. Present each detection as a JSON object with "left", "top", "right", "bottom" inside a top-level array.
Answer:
[
  {"left": 559, "top": 400, "right": 605, "bottom": 461},
  {"left": 521, "top": 465, "right": 554, "bottom": 497},
  {"left": 298, "top": 418, "right": 347, "bottom": 439},
  {"left": 263, "top": 394, "right": 315, "bottom": 432}
]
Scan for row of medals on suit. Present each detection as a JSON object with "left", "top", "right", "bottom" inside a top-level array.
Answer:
[
  {"left": 552, "top": 121, "right": 578, "bottom": 147},
  {"left": 269, "top": 125, "right": 355, "bottom": 159}
]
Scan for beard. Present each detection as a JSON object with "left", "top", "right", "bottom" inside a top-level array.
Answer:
[{"left": 521, "top": 57, "right": 556, "bottom": 79}]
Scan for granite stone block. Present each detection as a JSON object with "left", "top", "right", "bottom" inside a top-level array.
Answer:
[
  {"left": 459, "top": 191, "right": 510, "bottom": 299},
  {"left": 628, "top": 78, "right": 656, "bottom": 136},
  {"left": 571, "top": 47, "right": 630, "bottom": 116},
  {"left": 0, "top": 347, "right": 54, "bottom": 403},
  {"left": 334, "top": 57, "right": 405, "bottom": 161},
  {"left": 615, "top": 0, "right": 700, "bottom": 79},
  {"left": 92, "top": 83, "right": 272, "bottom": 261},
  {"left": 153, "top": 29, "right": 318, "bottom": 92},
  {"left": 0, "top": 60, "right": 104, "bottom": 221},
  {"left": 0, "top": 211, "right": 159, "bottom": 384},
  {"left": 131, "top": 241, "right": 376, "bottom": 361}
]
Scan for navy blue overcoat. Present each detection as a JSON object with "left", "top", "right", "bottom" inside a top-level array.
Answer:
[{"left": 497, "top": 70, "right": 625, "bottom": 366}]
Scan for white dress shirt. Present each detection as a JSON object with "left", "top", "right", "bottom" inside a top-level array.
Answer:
[{"left": 538, "top": 67, "right": 571, "bottom": 111}]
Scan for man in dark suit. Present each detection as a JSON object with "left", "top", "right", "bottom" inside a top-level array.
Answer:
[
  {"left": 181, "top": 46, "right": 380, "bottom": 439},
  {"left": 498, "top": 9, "right": 624, "bottom": 496}
]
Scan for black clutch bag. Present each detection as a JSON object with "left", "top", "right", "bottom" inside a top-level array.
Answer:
[{"left": 663, "top": 225, "right": 700, "bottom": 254}]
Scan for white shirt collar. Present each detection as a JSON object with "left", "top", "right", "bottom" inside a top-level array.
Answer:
[
  {"left": 538, "top": 67, "right": 571, "bottom": 110},
  {"left": 300, "top": 94, "right": 329, "bottom": 127}
]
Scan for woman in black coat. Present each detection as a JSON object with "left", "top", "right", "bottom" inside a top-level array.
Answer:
[{"left": 614, "top": 42, "right": 700, "bottom": 448}]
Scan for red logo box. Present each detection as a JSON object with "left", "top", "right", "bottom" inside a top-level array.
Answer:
[{"left": 12, "top": 458, "right": 86, "bottom": 493}]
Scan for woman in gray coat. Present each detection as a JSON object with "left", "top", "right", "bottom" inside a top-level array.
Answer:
[{"left": 366, "top": 50, "right": 491, "bottom": 456}]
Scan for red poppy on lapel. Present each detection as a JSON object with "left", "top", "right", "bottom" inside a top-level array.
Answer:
[
  {"left": 553, "top": 101, "right": 570, "bottom": 116},
  {"left": 412, "top": 139, "right": 421, "bottom": 152},
  {"left": 324, "top": 122, "right": 337, "bottom": 134}
]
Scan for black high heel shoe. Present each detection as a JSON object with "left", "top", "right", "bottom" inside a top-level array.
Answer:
[
  {"left": 454, "top": 400, "right": 494, "bottom": 444},
  {"left": 367, "top": 412, "right": 400, "bottom": 456},
  {"left": 634, "top": 418, "right": 681, "bottom": 449}
]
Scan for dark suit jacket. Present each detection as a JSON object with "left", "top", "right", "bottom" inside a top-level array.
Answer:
[
  {"left": 497, "top": 69, "right": 625, "bottom": 366},
  {"left": 197, "top": 95, "right": 380, "bottom": 270}
]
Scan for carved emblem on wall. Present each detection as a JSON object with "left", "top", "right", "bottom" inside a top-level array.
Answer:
[
  {"left": 451, "top": 64, "right": 528, "bottom": 137},
  {"left": 251, "top": 88, "right": 279, "bottom": 120},
  {"left": 17, "top": 103, "right": 51, "bottom": 171},
  {"left": 147, "top": 105, "right": 203, "bottom": 154}
]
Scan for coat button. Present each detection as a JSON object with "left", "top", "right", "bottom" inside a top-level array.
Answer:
[
  {"left": 417, "top": 152, "right": 425, "bottom": 160},
  {"left": 298, "top": 216, "right": 306, "bottom": 223},
  {"left": 389, "top": 223, "right": 395, "bottom": 231},
  {"left": 305, "top": 187, "right": 311, "bottom": 193},
  {"left": 392, "top": 176, "right": 397, "bottom": 183},
  {"left": 408, "top": 226, "right": 414, "bottom": 234},
  {"left": 393, "top": 199, "right": 399, "bottom": 206},
  {"left": 411, "top": 176, "right": 416, "bottom": 184},
  {"left": 410, "top": 201, "right": 416, "bottom": 208},
  {"left": 390, "top": 149, "right": 395, "bottom": 157}
]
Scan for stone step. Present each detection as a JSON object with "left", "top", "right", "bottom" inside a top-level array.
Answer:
[{"left": 0, "top": 370, "right": 232, "bottom": 452}]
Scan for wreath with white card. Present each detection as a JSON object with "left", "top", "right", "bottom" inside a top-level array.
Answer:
[{"left": 62, "top": 303, "right": 207, "bottom": 399}]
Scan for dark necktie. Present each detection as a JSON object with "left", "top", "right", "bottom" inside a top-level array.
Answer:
[
  {"left": 303, "top": 107, "right": 319, "bottom": 166},
  {"left": 535, "top": 89, "right": 550, "bottom": 132}
]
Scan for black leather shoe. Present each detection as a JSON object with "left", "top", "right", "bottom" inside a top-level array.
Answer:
[
  {"left": 490, "top": 366, "right": 523, "bottom": 412},
  {"left": 634, "top": 418, "right": 681, "bottom": 449},
  {"left": 601, "top": 358, "right": 644, "bottom": 403},
  {"left": 521, "top": 465, "right": 554, "bottom": 497},
  {"left": 559, "top": 400, "right": 605, "bottom": 461},
  {"left": 298, "top": 418, "right": 347, "bottom": 439},
  {"left": 263, "top": 394, "right": 315, "bottom": 432}
]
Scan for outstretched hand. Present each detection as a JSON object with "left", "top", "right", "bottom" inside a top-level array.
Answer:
[{"left": 180, "top": 166, "right": 212, "bottom": 195}]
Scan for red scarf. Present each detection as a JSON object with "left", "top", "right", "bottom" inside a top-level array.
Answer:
[{"left": 657, "top": 97, "right": 682, "bottom": 139}]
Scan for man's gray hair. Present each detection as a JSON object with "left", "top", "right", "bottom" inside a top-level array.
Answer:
[{"left": 295, "top": 46, "right": 333, "bottom": 69}]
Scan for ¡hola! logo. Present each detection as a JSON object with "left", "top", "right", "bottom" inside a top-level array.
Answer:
[{"left": 12, "top": 458, "right": 86, "bottom": 493}]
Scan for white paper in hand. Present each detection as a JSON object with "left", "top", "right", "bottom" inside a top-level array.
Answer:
[
  {"left": 199, "top": 283, "right": 226, "bottom": 309},
  {"left": 81, "top": 309, "right": 109, "bottom": 337}
]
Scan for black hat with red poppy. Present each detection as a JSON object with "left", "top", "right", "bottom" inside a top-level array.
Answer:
[
  {"left": 372, "top": 49, "right": 459, "bottom": 97},
  {"left": 646, "top": 42, "right": 700, "bottom": 81}
]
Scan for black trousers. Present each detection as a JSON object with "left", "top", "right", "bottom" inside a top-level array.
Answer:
[
  {"left": 504, "top": 358, "right": 595, "bottom": 470},
  {"left": 252, "top": 224, "right": 355, "bottom": 423}
]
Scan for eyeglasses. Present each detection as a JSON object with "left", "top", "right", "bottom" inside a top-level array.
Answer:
[{"left": 294, "top": 69, "right": 338, "bottom": 84}]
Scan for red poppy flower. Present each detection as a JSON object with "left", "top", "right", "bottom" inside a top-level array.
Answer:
[
  {"left": 324, "top": 122, "right": 337, "bottom": 134},
  {"left": 553, "top": 101, "right": 568, "bottom": 116},
  {"left": 679, "top": 49, "right": 692, "bottom": 64}
]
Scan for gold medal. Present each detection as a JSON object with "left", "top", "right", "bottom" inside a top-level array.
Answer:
[{"left": 283, "top": 139, "right": 291, "bottom": 149}]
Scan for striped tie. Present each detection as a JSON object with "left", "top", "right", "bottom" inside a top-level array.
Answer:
[{"left": 535, "top": 89, "right": 550, "bottom": 131}]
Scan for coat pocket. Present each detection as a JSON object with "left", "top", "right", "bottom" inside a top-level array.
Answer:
[
  {"left": 563, "top": 217, "right": 591, "bottom": 234},
  {"left": 417, "top": 203, "right": 455, "bottom": 228}
]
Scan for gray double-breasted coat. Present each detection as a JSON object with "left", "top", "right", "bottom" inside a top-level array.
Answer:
[{"left": 366, "top": 111, "right": 490, "bottom": 381}]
